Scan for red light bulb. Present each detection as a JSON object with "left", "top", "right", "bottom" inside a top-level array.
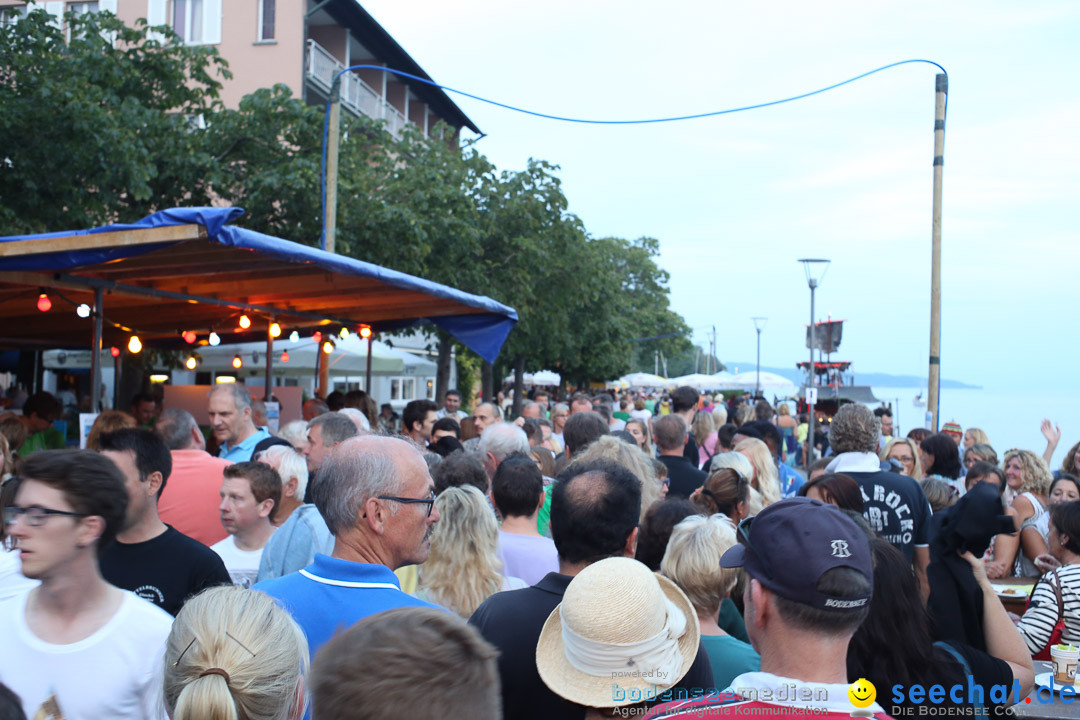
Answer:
[
  {"left": 110, "top": 346, "right": 120, "bottom": 358},
  {"left": 37, "top": 293, "right": 52, "bottom": 312},
  {"left": 182, "top": 331, "right": 197, "bottom": 344},
  {"left": 281, "top": 351, "right": 290, "bottom": 363}
]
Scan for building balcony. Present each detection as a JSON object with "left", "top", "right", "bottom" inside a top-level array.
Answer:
[{"left": 304, "top": 39, "right": 411, "bottom": 139}]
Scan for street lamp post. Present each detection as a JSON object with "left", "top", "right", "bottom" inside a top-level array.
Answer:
[
  {"left": 751, "top": 317, "right": 767, "bottom": 397},
  {"left": 799, "top": 258, "right": 830, "bottom": 468}
]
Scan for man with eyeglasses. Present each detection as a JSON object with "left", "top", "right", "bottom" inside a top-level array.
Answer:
[
  {"left": 0, "top": 450, "right": 173, "bottom": 719},
  {"left": 254, "top": 435, "right": 442, "bottom": 686}
]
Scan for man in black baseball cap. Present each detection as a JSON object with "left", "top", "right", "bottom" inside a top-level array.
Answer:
[{"left": 644, "top": 498, "right": 886, "bottom": 720}]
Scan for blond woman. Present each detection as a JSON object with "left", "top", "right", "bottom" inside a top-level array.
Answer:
[{"left": 416, "top": 485, "right": 525, "bottom": 617}]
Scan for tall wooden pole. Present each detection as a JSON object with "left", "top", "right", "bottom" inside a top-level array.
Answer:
[
  {"left": 927, "top": 74, "right": 947, "bottom": 431},
  {"left": 319, "top": 341, "right": 330, "bottom": 399},
  {"left": 324, "top": 77, "right": 342, "bottom": 255},
  {"left": 264, "top": 319, "right": 273, "bottom": 402},
  {"left": 89, "top": 288, "right": 103, "bottom": 412},
  {"left": 806, "top": 285, "right": 816, "bottom": 467}
]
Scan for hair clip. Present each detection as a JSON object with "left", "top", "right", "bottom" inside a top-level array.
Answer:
[{"left": 173, "top": 636, "right": 196, "bottom": 667}]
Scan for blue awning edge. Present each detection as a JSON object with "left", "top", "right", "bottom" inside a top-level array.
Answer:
[{"left": 0, "top": 207, "right": 517, "bottom": 365}]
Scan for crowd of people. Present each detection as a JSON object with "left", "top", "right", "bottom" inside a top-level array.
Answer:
[{"left": 0, "top": 380, "right": 1075, "bottom": 718}]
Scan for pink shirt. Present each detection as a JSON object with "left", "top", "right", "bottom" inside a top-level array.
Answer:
[{"left": 158, "top": 449, "right": 232, "bottom": 547}]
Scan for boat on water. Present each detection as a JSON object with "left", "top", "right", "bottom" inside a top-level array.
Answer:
[{"left": 794, "top": 319, "right": 881, "bottom": 420}]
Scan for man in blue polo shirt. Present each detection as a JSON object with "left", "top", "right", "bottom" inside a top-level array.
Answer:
[
  {"left": 254, "top": 434, "right": 441, "bottom": 662},
  {"left": 208, "top": 384, "right": 270, "bottom": 463}
]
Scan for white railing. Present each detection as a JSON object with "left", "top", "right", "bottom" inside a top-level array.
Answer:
[{"left": 305, "top": 39, "right": 414, "bottom": 139}]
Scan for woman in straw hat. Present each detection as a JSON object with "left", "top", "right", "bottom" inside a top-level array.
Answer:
[{"left": 536, "top": 557, "right": 700, "bottom": 717}]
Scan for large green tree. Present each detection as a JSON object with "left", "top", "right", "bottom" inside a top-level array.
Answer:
[{"left": 0, "top": 9, "right": 229, "bottom": 233}]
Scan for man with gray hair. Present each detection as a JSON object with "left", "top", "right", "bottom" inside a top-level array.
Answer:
[
  {"left": 155, "top": 408, "right": 232, "bottom": 546},
  {"left": 477, "top": 422, "right": 530, "bottom": 481},
  {"left": 255, "top": 444, "right": 333, "bottom": 582},
  {"left": 254, "top": 435, "right": 441, "bottom": 665},
  {"left": 208, "top": 384, "right": 270, "bottom": 462},
  {"left": 302, "top": 412, "right": 359, "bottom": 484},
  {"left": 824, "top": 403, "right": 932, "bottom": 586}
]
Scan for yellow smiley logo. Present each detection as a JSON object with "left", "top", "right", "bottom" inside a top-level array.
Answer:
[{"left": 848, "top": 678, "right": 876, "bottom": 709}]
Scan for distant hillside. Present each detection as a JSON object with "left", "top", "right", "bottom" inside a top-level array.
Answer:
[{"left": 724, "top": 363, "right": 981, "bottom": 390}]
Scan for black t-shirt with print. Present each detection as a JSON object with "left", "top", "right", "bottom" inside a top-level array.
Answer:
[
  {"left": 100, "top": 526, "right": 231, "bottom": 616},
  {"left": 845, "top": 470, "right": 931, "bottom": 564}
]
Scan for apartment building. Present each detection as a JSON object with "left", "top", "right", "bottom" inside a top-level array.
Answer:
[{"left": 0, "top": 0, "right": 480, "bottom": 140}]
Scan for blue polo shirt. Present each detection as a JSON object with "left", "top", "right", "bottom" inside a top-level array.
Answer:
[
  {"left": 217, "top": 428, "right": 271, "bottom": 463},
  {"left": 253, "top": 554, "right": 439, "bottom": 660}
]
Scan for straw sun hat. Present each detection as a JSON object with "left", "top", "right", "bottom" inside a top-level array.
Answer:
[{"left": 536, "top": 557, "right": 700, "bottom": 708}]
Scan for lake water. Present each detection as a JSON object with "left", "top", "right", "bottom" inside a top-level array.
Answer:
[{"left": 871, "top": 385, "right": 1078, "bottom": 470}]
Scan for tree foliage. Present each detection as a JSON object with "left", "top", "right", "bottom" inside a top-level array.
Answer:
[
  {"left": 0, "top": 9, "right": 229, "bottom": 233},
  {"left": 0, "top": 9, "right": 690, "bottom": 393}
]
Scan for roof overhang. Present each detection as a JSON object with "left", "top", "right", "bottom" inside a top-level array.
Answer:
[{"left": 0, "top": 207, "right": 516, "bottom": 364}]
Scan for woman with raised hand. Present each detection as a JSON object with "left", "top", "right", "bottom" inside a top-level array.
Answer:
[
  {"left": 164, "top": 585, "right": 308, "bottom": 720},
  {"left": 987, "top": 449, "right": 1054, "bottom": 579}
]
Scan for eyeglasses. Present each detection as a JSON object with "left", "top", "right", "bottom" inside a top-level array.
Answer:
[
  {"left": 736, "top": 515, "right": 774, "bottom": 579},
  {"left": 3, "top": 505, "right": 91, "bottom": 527},
  {"left": 891, "top": 455, "right": 915, "bottom": 464},
  {"left": 375, "top": 490, "right": 437, "bottom": 517}
]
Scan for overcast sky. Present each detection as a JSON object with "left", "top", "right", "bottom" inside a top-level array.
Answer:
[{"left": 363, "top": 1, "right": 1079, "bottom": 391}]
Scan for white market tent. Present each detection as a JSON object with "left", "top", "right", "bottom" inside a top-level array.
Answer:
[
  {"left": 724, "top": 371, "right": 796, "bottom": 391},
  {"left": 619, "top": 372, "right": 675, "bottom": 388},
  {"left": 193, "top": 336, "right": 406, "bottom": 376},
  {"left": 502, "top": 369, "right": 562, "bottom": 386}
]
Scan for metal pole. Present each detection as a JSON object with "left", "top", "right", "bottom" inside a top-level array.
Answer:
[
  {"left": 324, "top": 76, "right": 342, "bottom": 254},
  {"left": 89, "top": 288, "right": 103, "bottom": 412},
  {"left": 927, "top": 73, "right": 947, "bottom": 432},
  {"left": 365, "top": 333, "right": 373, "bottom": 393},
  {"left": 755, "top": 328, "right": 761, "bottom": 396},
  {"left": 807, "top": 283, "right": 816, "bottom": 468},
  {"left": 264, "top": 319, "right": 273, "bottom": 402}
]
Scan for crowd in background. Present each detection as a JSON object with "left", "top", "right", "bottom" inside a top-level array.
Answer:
[{"left": 0, "top": 380, "right": 1076, "bottom": 718}]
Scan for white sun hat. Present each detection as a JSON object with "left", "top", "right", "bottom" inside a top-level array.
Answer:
[{"left": 535, "top": 557, "right": 700, "bottom": 708}]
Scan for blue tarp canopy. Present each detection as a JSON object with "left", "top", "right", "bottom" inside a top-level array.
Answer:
[{"left": 0, "top": 207, "right": 517, "bottom": 364}]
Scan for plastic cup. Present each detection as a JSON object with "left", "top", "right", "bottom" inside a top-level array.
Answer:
[{"left": 1051, "top": 644, "right": 1079, "bottom": 685}]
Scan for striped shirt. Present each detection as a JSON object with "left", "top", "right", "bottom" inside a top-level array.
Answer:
[{"left": 1017, "top": 563, "right": 1080, "bottom": 654}]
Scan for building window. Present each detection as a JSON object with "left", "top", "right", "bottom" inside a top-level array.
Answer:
[
  {"left": 0, "top": 7, "right": 27, "bottom": 28},
  {"left": 172, "top": 0, "right": 203, "bottom": 44},
  {"left": 257, "top": 0, "right": 274, "bottom": 41},
  {"left": 146, "top": 0, "right": 219, "bottom": 45},
  {"left": 425, "top": 378, "right": 434, "bottom": 400},
  {"left": 402, "top": 378, "right": 416, "bottom": 400},
  {"left": 69, "top": 2, "right": 101, "bottom": 17}
]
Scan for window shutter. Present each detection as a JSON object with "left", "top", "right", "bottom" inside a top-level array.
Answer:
[
  {"left": 146, "top": 0, "right": 167, "bottom": 43},
  {"left": 202, "top": 0, "right": 221, "bottom": 45},
  {"left": 44, "top": 1, "right": 64, "bottom": 30}
]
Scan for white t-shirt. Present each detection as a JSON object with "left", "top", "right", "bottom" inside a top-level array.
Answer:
[
  {"left": 211, "top": 535, "right": 266, "bottom": 589},
  {"left": 629, "top": 409, "right": 653, "bottom": 421},
  {"left": 0, "top": 589, "right": 172, "bottom": 720},
  {"left": 0, "top": 549, "right": 39, "bottom": 601}
]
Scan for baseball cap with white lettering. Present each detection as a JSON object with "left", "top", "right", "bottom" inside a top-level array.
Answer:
[{"left": 720, "top": 497, "right": 873, "bottom": 611}]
